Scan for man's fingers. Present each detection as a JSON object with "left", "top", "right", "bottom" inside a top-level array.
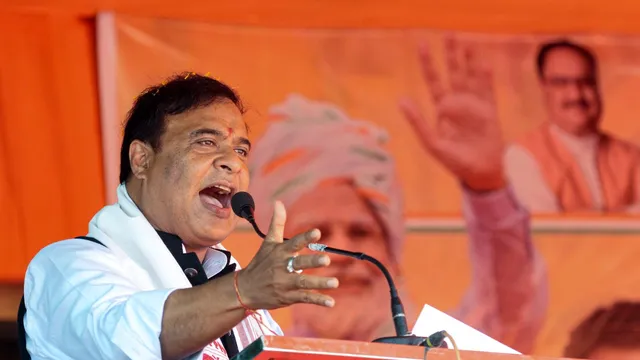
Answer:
[
  {"left": 418, "top": 44, "right": 445, "bottom": 103},
  {"left": 462, "top": 42, "right": 494, "bottom": 102},
  {"left": 399, "top": 98, "right": 441, "bottom": 155},
  {"left": 445, "top": 37, "right": 466, "bottom": 92},
  {"left": 466, "top": 67, "right": 495, "bottom": 103},
  {"left": 289, "top": 274, "right": 339, "bottom": 291},
  {"left": 265, "top": 201, "right": 286, "bottom": 243},
  {"left": 477, "top": 67, "right": 495, "bottom": 102},
  {"left": 437, "top": 94, "right": 494, "bottom": 128},
  {"left": 444, "top": 37, "right": 460, "bottom": 74},
  {"left": 285, "top": 228, "right": 321, "bottom": 252},
  {"left": 292, "top": 254, "right": 331, "bottom": 270},
  {"left": 464, "top": 45, "right": 477, "bottom": 78},
  {"left": 288, "top": 291, "right": 336, "bottom": 307}
]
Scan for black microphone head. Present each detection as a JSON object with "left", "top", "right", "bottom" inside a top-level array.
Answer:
[{"left": 231, "top": 191, "right": 255, "bottom": 219}]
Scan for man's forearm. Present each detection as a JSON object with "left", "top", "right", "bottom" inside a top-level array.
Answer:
[
  {"left": 461, "top": 185, "right": 547, "bottom": 352},
  {"left": 160, "top": 273, "right": 246, "bottom": 359}
]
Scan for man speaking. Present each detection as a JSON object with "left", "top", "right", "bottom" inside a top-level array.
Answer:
[{"left": 20, "top": 73, "right": 338, "bottom": 360}]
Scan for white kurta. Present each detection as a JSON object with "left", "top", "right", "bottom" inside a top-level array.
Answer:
[{"left": 23, "top": 184, "right": 282, "bottom": 360}]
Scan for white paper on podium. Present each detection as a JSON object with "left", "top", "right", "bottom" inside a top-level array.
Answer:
[{"left": 412, "top": 304, "right": 521, "bottom": 355}]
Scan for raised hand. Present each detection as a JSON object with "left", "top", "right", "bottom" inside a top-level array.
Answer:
[
  {"left": 237, "top": 201, "right": 338, "bottom": 310},
  {"left": 400, "top": 37, "right": 506, "bottom": 191}
]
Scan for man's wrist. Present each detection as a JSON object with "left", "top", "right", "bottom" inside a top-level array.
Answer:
[
  {"left": 462, "top": 184, "right": 523, "bottom": 226},
  {"left": 462, "top": 176, "right": 507, "bottom": 193},
  {"left": 233, "top": 270, "right": 254, "bottom": 313}
]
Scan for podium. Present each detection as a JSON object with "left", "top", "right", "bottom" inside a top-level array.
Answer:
[{"left": 233, "top": 336, "right": 578, "bottom": 360}]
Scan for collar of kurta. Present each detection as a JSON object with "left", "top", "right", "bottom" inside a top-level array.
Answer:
[
  {"left": 155, "top": 230, "right": 237, "bottom": 286},
  {"left": 154, "top": 231, "right": 242, "bottom": 358}
]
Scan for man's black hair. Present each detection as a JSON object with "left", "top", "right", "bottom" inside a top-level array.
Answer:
[
  {"left": 536, "top": 39, "right": 597, "bottom": 78},
  {"left": 119, "top": 72, "right": 244, "bottom": 183}
]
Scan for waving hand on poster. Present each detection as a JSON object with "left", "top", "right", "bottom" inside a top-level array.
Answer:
[
  {"left": 399, "top": 38, "right": 548, "bottom": 354},
  {"left": 400, "top": 38, "right": 505, "bottom": 191}
]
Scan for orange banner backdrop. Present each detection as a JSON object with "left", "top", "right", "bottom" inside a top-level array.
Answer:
[
  {"left": 99, "top": 13, "right": 640, "bottom": 357},
  {"left": 100, "top": 15, "right": 640, "bottom": 217}
]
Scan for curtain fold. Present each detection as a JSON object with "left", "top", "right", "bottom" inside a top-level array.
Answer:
[{"left": 0, "top": 12, "right": 105, "bottom": 281}]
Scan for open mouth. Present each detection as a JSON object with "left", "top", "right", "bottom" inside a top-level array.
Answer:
[{"left": 199, "top": 182, "right": 235, "bottom": 209}]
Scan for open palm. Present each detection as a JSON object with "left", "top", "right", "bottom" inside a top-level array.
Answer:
[{"left": 400, "top": 38, "right": 505, "bottom": 191}]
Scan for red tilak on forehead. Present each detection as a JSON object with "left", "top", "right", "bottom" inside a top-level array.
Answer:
[{"left": 227, "top": 127, "right": 233, "bottom": 136}]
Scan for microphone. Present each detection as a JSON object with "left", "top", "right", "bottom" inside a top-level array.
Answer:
[
  {"left": 231, "top": 192, "right": 446, "bottom": 348},
  {"left": 231, "top": 191, "right": 268, "bottom": 239}
]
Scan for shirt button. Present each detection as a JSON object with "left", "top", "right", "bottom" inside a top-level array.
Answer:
[{"left": 184, "top": 268, "right": 198, "bottom": 278}]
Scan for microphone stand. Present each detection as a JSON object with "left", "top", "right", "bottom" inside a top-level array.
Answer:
[
  {"left": 308, "top": 244, "right": 446, "bottom": 348},
  {"left": 229, "top": 193, "right": 446, "bottom": 349}
]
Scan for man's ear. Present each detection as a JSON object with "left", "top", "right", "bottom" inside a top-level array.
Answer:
[{"left": 129, "top": 140, "right": 155, "bottom": 180}]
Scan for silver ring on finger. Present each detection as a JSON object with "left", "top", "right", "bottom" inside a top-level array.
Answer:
[{"left": 286, "top": 255, "right": 303, "bottom": 274}]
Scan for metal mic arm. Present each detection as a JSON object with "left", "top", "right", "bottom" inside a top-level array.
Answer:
[
  {"left": 363, "top": 255, "right": 410, "bottom": 338},
  {"left": 307, "top": 244, "right": 448, "bottom": 348},
  {"left": 229, "top": 191, "right": 448, "bottom": 349},
  {"left": 308, "top": 244, "right": 409, "bottom": 337}
]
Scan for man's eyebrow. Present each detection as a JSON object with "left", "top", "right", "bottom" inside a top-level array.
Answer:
[
  {"left": 238, "top": 137, "right": 252, "bottom": 149},
  {"left": 189, "top": 128, "right": 224, "bottom": 138},
  {"left": 190, "top": 128, "right": 252, "bottom": 149}
]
